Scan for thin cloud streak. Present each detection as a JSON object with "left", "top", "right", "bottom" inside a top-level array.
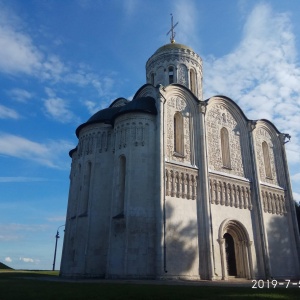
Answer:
[
  {"left": 0, "top": 132, "right": 73, "bottom": 168},
  {"left": 0, "top": 104, "right": 19, "bottom": 119},
  {"left": 8, "top": 88, "right": 33, "bottom": 103},
  {"left": 0, "top": 177, "right": 48, "bottom": 183},
  {"left": 0, "top": 223, "right": 49, "bottom": 241}
]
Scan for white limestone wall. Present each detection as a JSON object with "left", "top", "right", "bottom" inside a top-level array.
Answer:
[
  {"left": 61, "top": 123, "right": 115, "bottom": 277},
  {"left": 84, "top": 131, "right": 114, "bottom": 277},
  {"left": 107, "top": 113, "right": 158, "bottom": 278},
  {"left": 164, "top": 195, "right": 199, "bottom": 278},
  {"left": 263, "top": 212, "right": 299, "bottom": 278}
]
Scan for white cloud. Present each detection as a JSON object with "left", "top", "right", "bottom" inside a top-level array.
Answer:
[
  {"left": 0, "top": 223, "right": 49, "bottom": 241},
  {"left": 0, "top": 3, "right": 116, "bottom": 108},
  {"left": 291, "top": 173, "right": 300, "bottom": 183},
  {"left": 293, "top": 192, "right": 300, "bottom": 203},
  {"left": 47, "top": 216, "right": 66, "bottom": 222},
  {"left": 0, "top": 223, "right": 48, "bottom": 232},
  {"left": 83, "top": 100, "right": 101, "bottom": 114},
  {"left": 19, "top": 257, "right": 40, "bottom": 264},
  {"left": 204, "top": 3, "right": 300, "bottom": 173},
  {"left": 0, "top": 132, "right": 73, "bottom": 168},
  {"left": 286, "top": 142, "right": 300, "bottom": 164},
  {"left": 8, "top": 88, "right": 33, "bottom": 103},
  {"left": 65, "top": 69, "right": 116, "bottom": 98},
  {"left": 44, "top": 97, "right": 78, "bottom": 123},
  {"left": 204, "top": 3, "right": 300, "bottom": 120},
  {"left": 0, "top": 5, "right": 66, "bottom": 81},
  {"left": 0, "top": 177, "right": 47, "bottom": 183},
  {"left": 0, "top": 22, "right": 43, "bottom": 75},
  {"left": 0, "top": 3, "right": 44, "bottom": 75},
  {"left": 44, "top": 87, "right": 80, "bottom": 122},
  {"left": 0, "top": 104, "right": 19, "bottom": 119},
  {"left": 41, "top": 54, "right": 68, "bottom": 82},
  {"left": 5, "top": 257, "right": 12, "bottom": 263}
]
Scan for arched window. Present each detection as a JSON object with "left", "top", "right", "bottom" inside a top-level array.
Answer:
[
  {"left": 262, "top": 141, "right": 272, "bottom": 179},
  {"left": 221, "top": 127, "right": 231, "bottom": 168},
  {"left": 117, "top": 155, "right": 126, "bottom": 215},
  {"left": 189, "top": 69, "right": 196, "bottom": 94},
  {"left": 168, "top": 66, "right": 174, "bottom": 84},
  {"left": 174, "top": 112, "right": 184, "bottom": 155},
  {"left": 82, "top": 161, "right": 91, "bottom": 214},
  {"left": 150, "top": 73, "right": 155, "bottom": 85}
]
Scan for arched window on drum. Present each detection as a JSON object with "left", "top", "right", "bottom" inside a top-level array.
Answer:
[
  {"left": 150, "top": 73, "right": 155, "bottom": 85},
  {"left": 189, "top": 68, "right": 196, "bottom": 94},
  {"left": 168, "top": 66, "right": 174, "bottom": 84}
]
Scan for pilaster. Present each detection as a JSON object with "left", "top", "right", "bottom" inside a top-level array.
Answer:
[
  {"left": 248, "top": 120, "right": 271, "bottom": 278},
  {"left": 197, "top": 101, "right": 215, "bottom": 280}
]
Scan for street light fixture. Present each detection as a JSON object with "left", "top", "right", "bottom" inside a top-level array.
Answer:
[{"left": 52, "top": 224, "right": 65, "bottom": 271}]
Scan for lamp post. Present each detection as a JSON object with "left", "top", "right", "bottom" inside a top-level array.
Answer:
[{"left": 52, "top": 224, "right": 65, "bottom": 271}]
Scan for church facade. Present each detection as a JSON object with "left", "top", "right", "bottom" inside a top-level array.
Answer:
[{"left": 60, "top": 41, "right": 300, "bottom": 280}]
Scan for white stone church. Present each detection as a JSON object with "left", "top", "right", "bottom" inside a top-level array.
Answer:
[{"left": 60, "top": 37, "right": 300, "bottom": 280}]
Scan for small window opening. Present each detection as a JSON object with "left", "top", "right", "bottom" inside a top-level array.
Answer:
[
  {"left": 169, "top": 66, "right": 174, "bottom": 84},
  {"left": 221, "top": 127, "right": 231, "bottom": 169}
]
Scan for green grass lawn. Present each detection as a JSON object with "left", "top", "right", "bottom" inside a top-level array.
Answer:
[{"left": 0, "top": 270, "right": 299, "bottom": 300}]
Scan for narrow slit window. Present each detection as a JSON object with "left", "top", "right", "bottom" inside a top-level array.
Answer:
[
  {"left": 118, "top": 155, "right": 126, "bottom": 215},
  {"left": 174, "top": 112, "right": 184, "bottom": 155},
  {"left": 150, "top": 73, "right": 154, "bottom": 85},
  {"left": 168, "top": 66, "right": 174, "bottom": 84},
  {"left": 221, "top": 127, "right": 231, "bottom": 168},
  {"left": 82, "top": 161, "right": 91, "bottom": 214},
  {"left": 189, "top": 69, "right": 196, "bottom": 94},
  {"left": 262, "top": 141, "right": 272, "bottom": 179}
]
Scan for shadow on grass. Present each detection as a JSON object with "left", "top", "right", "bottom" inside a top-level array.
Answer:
[{"left": 0, "top": 271, "right": 299, "bottom": 300}]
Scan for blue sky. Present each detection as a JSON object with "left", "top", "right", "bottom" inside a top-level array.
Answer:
[{"left": 0, "top": 0, "right": 300, "bottom": 270}]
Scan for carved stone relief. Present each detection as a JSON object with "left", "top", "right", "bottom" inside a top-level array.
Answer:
[
  {"left": 261, "top": 187, "right": 287, "bottom": 215},
  {"left": 206, "top": 104, "right": 245, "bottom": 177},
  {"left": 77, "top": 117, "right": 152, "bottom": 157},
  {"left": 209, "top": 173, "right": 252, "bottom": 210},
  {"left": 114, "top": 120, "right": 149, "bottom": 150}
]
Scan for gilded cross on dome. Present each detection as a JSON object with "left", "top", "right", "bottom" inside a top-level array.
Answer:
[{"left": 166, "top": 13, "right": 178, "bottom": 43}]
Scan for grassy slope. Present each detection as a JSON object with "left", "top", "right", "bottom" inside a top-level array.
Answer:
[
  {"left": 0, "top": 262, "right": 13, "bottom": 270},
  {"left": 0, "top": 271, "right": 299, "bottom": 300}
]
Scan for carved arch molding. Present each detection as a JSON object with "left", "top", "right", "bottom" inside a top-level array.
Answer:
[{"left": 218, "top": 219, "right": 254, "bottom": 280}]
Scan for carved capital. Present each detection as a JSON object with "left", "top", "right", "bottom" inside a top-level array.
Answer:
[
  {"left": 279, "top": 133, "right": 291, "bottom": 144},
  {"left": 217, "top": 238, "right": 225, "bottom": 245},
  {"left": 248, "top": 120, "right": 257, "bottom": 132},
  {"left": 198, "top": 101, "right": 207, "bottom": 114}
]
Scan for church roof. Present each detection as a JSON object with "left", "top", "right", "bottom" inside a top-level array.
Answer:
[
  {"left": 154, "top": 42, "right": 194, "bottom": 54},
  {"left": 75, "top": 96, "right": 157, "bottom": 137}
]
